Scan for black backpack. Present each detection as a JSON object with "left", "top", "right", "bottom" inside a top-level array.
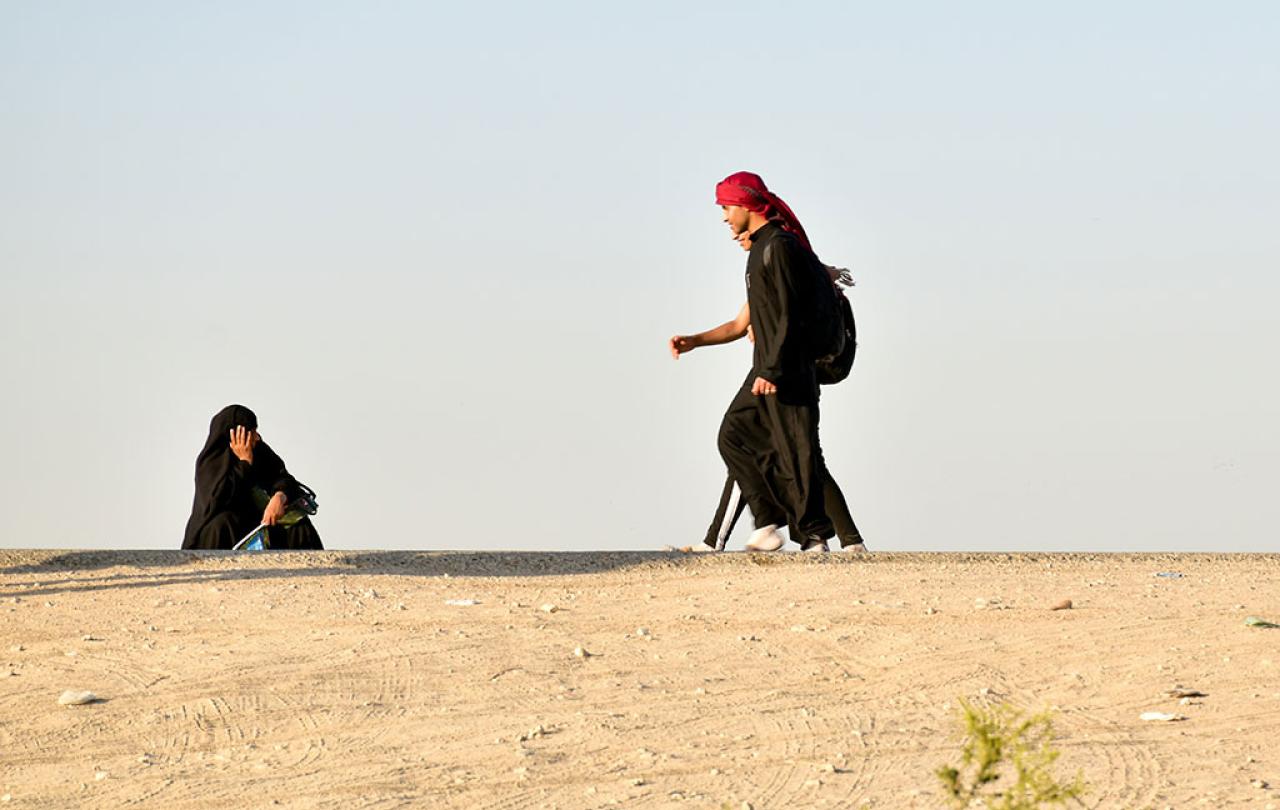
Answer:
[
  {"left": 764, "top": 235, "right": 856, "bottom": 384},
  {"left": 816, "top": 292, "right": 857, "bottom": 385}
]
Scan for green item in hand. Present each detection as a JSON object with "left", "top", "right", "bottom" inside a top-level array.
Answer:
[{"left": 250, "top": 486, "right": 319, "bottom": 528}]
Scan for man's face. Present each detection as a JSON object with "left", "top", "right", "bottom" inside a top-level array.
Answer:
[{"left": 721, "top": 204, "right": 750, "bottom": 236}]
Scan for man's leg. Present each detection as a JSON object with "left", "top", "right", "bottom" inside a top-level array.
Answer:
[
  {"left": 717, "top": 384, "right": 787, "bottom": 530},
  {"left": 703, "top": 474, "right": 748, "bottom": 550},
  {"left": 820, "top": 468, "right": 866, "bottom": 549},
  {"left": 784, "top": 477, "right": 855, "bottom": 551},
  {"left": 760, "top": 396, "right": 834, "bottom": 544}
]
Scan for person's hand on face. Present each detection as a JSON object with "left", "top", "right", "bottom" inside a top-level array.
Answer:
[
  {"left": 751, "top": 376, "right": 777, "bottom": 396},
  {"left": 736, "top": 230, "right": 753, "bottom": 252},
  {"left": 262, "top": 491, "right": 288, "bottom": 526},
  {"left": 229, "top": 426, "right": 258, "bottom": 464}
]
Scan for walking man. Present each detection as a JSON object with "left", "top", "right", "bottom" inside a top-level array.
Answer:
[{"left": 672, "top": 171, "right": 852, "bottom": 552}]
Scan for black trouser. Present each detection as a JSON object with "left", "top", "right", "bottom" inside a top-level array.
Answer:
[
  {"left": 716, "top": 380, "right": 834, "bottom": 543},
  {"left": 703, "top": 471, "right": 863, "bottom": 549},
  {"left": 185, "top": 510, "right": 324, "bottom": 550}
]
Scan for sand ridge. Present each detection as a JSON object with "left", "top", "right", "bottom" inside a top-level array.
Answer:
[{"left": 2, "top": 551, "right": 1279, "bottom": 808}]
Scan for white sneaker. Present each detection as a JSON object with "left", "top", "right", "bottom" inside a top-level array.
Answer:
[
  {"left": 801, "top": 539, "right": 830, "bottom": 553},
  {"left": 745, "top": 525, "right": 786, "bottom": 552}
]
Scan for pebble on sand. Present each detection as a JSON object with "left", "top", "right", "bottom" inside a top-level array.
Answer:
[
  {"left": 540, "top": 604, "right": 558, "bottom": 613},
  {"left": 57, "top": 691, "right": 98, "bottom": 706},
  {"left": 1139, "top": 712, "right": 1187, "bottom": 722},
  {"left": 1050, "top": 599, "right": 1073, "bottom": 611},
  {"left": 573, "top": 646, "right": 591, "bottom": 658},
  {"left": 444, "top": 599, "right": 479, "bottom": 606}
]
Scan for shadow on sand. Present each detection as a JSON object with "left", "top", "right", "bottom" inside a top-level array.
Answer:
[{"left": 0, "top": 549, "right": 749, "bottom": 599}]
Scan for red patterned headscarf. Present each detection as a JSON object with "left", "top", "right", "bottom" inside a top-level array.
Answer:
[{"left": 714, "top": 171, "right": 812, "bottom": 253}]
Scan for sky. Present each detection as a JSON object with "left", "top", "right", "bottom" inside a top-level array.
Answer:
[{"left": 1, "top": 1, "right": 1277, "bottom": 552}]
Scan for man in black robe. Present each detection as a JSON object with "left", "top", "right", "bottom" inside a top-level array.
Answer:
[
  {"left": 674, "top": 171, "right": 842, "bottom": 551},
  {"left": 182, "top": 404, "right": 323, "bottom": 550},
  {"left": 672, "top": 225, "right": 867, "bottom": 552}
]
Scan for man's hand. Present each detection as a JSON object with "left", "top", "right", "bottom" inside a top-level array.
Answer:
[
  {"left": 229, "top": 426, "right": 257, "bottom": 464},
  {"left": 747, "top": 324, "right": 754, "bottom": 344},
  {"left": 825, "top": 264, "right": 854, "bottom": 288},
  {"left": 751, "top": 376, "right": 777, "bottom": 396},
  {"left": 262, "top": 491, "right": 288, "bottom": 526},
  {"left": 669, "top": 335, "right": 699, "bottom": 359}
]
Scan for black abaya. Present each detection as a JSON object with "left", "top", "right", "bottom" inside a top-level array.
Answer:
[{"left": 181, "top": 404, "right": 323, "bottom": 550}]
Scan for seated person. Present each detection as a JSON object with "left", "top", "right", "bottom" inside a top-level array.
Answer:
[{"left": 181, "top": 404, "right": 323, "bottom": 550}]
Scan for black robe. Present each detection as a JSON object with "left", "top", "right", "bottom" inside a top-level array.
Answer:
[
  {"left": 181, "top": 404, "right": 323, "bottom": 550},
  {"left": 717, "top": 223, "right": 835, "bottom": 542},
  {"left": 707, "top": 298, "right": 863, "bottom": 549}
]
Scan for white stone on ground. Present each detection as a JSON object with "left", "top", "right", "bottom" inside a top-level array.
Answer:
[{"left": 57, "top": 691, "right": 97, "bottom": 706}]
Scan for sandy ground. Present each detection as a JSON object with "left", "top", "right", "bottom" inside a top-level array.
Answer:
[{"left": 1, "top": 550, "right": 1279, "bottom": 809}]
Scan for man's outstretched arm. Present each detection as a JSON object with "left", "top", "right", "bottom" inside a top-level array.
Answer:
[{"left": 669, "top": 302, "right": 749, "bottom": 359}]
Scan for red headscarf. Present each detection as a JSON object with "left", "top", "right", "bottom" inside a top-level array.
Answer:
[{"left": 714, "top": 171, "right": 812, "bottom": 253}]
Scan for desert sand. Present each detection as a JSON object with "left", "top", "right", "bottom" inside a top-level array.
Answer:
[{"left": 1, "top": 550, "right": 1278, "bottom": 809}]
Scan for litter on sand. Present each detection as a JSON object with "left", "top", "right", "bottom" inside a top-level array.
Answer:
[
  {"left": 1244, "top": 616, "right": 1280, "bottom": 629},
  {"left": 1140, "top": 712, "right": 1187, "bottom": 722},
  {"left": 445, "top": 599, "right": 480, "bottom": 607},
  {"left": 1153, "top": 572, "right": 1184, "bottom": 579}
]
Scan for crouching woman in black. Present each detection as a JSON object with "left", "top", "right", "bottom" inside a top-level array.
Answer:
[{"left": 181, "top": 404, "right": 323, "bottom": 550}]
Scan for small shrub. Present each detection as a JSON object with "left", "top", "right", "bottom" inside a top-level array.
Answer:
[{"left": 937, "top": 700, "right": 1085, "bottom": 809}]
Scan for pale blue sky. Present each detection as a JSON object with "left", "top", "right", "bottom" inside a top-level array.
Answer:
[{"left": 2, "top": 1, "right": 1277, "bottom": 551}]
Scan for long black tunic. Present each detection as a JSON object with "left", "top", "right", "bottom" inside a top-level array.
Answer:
[{"left": 744, "top": 222, "right": 830, "bottom": 404}]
